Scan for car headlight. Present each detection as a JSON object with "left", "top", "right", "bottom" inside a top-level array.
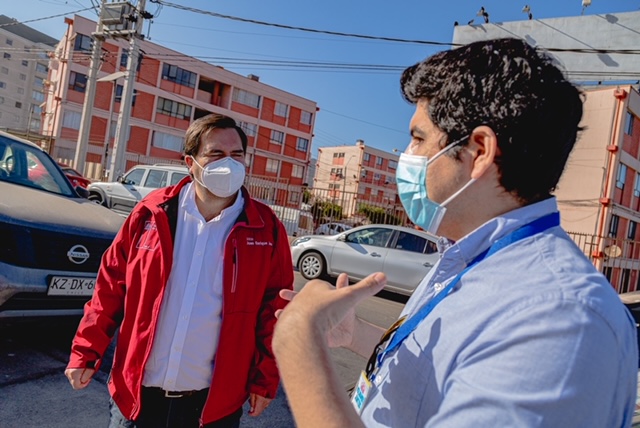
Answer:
[{"left": 291, "top": 237, "right": 311, "bottom": 246}]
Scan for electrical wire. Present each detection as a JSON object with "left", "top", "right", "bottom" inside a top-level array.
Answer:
[{"left": 0, "top": 7, "right": 95, "bottom": 28}]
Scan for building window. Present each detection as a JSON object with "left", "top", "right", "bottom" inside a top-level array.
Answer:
[
  {"left": 15, "top": 101, "right": 22, "bottom": 109},
  {"left": 62, "top": 110, "right": 82, "bottom": 129},
  {"left": 270, "top": 130, "right": 284, "bottom": 144},
  {"left": 32, "top": 91, "right": 44, "bottom": 103},
  {"left": 19, "top": 73, "right": 26, "bottom": 81},
  {"left": 292, "top": 164, "right": 304, "bottom": 178},
  {"left": 17, "top": 87, "right": 24, "bottom": 95},
  {"left": 388, "top": 159, "right": 397, "bottom": 169},
  {"left": 120, "top": 49, "right": 143, "bottom": 71},
  {"left": 31, "top": 103, "right": 42, "bottom": 115},
  {"left": 0, "top": 67, "right": 7, "bottom": 74},
  {"left": 6, "top": 38, "right": 13, "bottom": 46},
  {"left": 232, "top": 88, "right": 260, "bottom": 108},
  {"left": 300, "top": 110, "right": 312, "bottom": 125},
  {"left": 29, "top": 118, "right": 41, "bottom": 131},
  {"left": 161, "top": 63, "right": 196, "bottom": 88},
  {"left": 266, "top": 158, "right": 279, "bottom": 173},
  {"left": 238, "top": 121, "right": 257, "bottom": 137},
  {"left": 35, "top": 63, "right": 48, "bottom": 74},
  {"left": 333, "top": 152, "right": 345, "bottom": 158},
  {"left": 114, "top": 85, "right": 137, "bottom": 106},
  {"left": 156, "top": 97, "right": 192, "bottom": 120},
  {"left": 363, "top": 153, "right": 371, "bottom": 162},
  {"left": 0, "top": 81, "right": 5, "bottom": 89},
  {"left": 0, "top": 96, "right": 3, "bottom": 104},
  {"left": 297, "top": 137, "right": 309, "bottom": 152},
  {"left": 21, "top": 60, "right": 28, "bottom": 66},
  {"left": 289, "top": 191, "right": 300, "bottom": 204},
  {"left": 376, "top": 157, "right": 383, "bottom": 166},
  {"left": 616, "top": 163, "right": 627, "bottom": 189},
  {"left": 34, "top": 77, "right": 44, "bottom": 88},
  {"left": 330, "top": 167, "right": 343, "bottom": 176},
  {"left": 73, "top": 33, "right": 93, "bottom": 52},
  {"left": 152, "top": 131, "right": 184, "bottom": 152},
  {"left": 625, "top": 111, "right": 634, "bottom": 136},
  {"left": 275, "top": 102, "right": 288, "bottom": 117},
  {"left": 69, "top": 71, "right": 87, "bottom": 92},
  {"left": 609, "top": 214, "right": 619, "bottom": 237},
  {"left": 628, "top": 221, "right": 637, "bottom": 240},
  {"left": 3, "top": 53, "right": 11, "bottom": 59},
  {"left": 621, "top": 269, "right": 631, "bottom": 293},
  {"left": 635, "top": 173, "right": 640, "bottom": 198}
]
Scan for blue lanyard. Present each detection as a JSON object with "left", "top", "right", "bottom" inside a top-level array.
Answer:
[{"left": 377, "top": 211, "right": 560, "bottom": 367}]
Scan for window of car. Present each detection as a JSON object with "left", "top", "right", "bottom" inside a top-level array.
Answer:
[
  {"left": 394, "top": 231, "right": 428, "bottom": 253},
  {"left": 346, "top": 227, "right": 393, "bottom": 247},
  {"left": 144, "top": 169, "right": 167, "bottom": 189},
  {"left": 124, "top": 168, "right": 145, "bottom": 185},
  {"left": 169, "top": 172, "right": 189, "bottom": 186}
]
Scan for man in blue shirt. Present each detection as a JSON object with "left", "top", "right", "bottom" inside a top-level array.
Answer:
[{"left": 273, "top": 38, "right": 638, "bottom": 427}]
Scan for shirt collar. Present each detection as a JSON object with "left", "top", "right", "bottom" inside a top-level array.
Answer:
[
  {"left": 180, "top": 182, "right": 244, "bottom": 223},
  {"left": 446, "top": 197, "right": 560, "bottom": 266}
]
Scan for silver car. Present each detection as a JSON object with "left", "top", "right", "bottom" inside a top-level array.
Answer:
[{"left": 291, "top": 224, "right": 439, "bottom": 296}]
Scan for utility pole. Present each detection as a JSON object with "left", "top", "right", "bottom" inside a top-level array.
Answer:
[
  {"left": 73, "top": 0, "right": 106, "bottom": 175},
  {"left": 108, "top": 0, "right": 147, "bottom": 180}
]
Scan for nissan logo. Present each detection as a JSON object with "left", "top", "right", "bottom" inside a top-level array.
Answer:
[{"left": 67, "top": 244, "right": 90, "bottom": 264}]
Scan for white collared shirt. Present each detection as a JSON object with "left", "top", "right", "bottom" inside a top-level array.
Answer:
[{"left": 143, "top": 183, "right": 244, "bottom": 391}]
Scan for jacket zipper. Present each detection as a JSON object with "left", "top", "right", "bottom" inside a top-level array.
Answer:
[{"left": 231, "top": 238, "right": 238, "bottom": 293}]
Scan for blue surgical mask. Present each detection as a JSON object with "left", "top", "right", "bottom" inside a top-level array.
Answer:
[{"left": 395, "top": 138, "right": 475, "bottom": 235}]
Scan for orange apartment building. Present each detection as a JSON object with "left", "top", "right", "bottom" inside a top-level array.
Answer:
[
  {"left": 314, "top": 140, "right": 402, "bottom": 220},
  {"left": 556, "top": 85, "right": 640, "bottom": 293},
  {"left": 42, "top": 14, "right": 317, "bottom": 208}
]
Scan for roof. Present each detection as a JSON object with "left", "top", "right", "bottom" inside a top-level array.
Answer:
[{"left": 0, "top": 15, "right": 58, "bottom": 47}]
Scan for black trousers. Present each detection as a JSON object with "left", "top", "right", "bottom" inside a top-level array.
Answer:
[{"left": 108, "top": 387, "right": 242, "bottom": 428}]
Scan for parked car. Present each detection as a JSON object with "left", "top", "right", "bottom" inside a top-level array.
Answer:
[
  {"left": 315, "top": 222, "right": 352, "bottom": 235},
  {"left": 87, "top": 163, "right": 189, "bottom": 216},
  {"left": 291, "top": 224, "right": 439, "bottom": 296},
  {"left": 58, "top": 163, "right": 92, "bottom": 189},
  {"left": 0, "top": 131, "right": 124, "bottom": 318},
  {"left": 619, "top": 291, "right": 640, "bottom": 368}
]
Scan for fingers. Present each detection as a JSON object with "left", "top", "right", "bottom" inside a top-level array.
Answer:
[
  {"left": 279, "top": 289, "right": 297, "bottom": 301},
  {"left": 335, "top": 273, "right": 349, "bottom": 290},
  {"left": 342, "top": 272, "right": 386, "bottom": 305},
  {"left": 248, "top": 394, "right": 272, "bottom": 417},
  {"left": 65, "top": 368, "right": 95, "bottom": 390}
]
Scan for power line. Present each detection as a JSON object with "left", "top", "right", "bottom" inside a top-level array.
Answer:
[{"left": 0, "top": 7, "right": 95, "bottom": 28}]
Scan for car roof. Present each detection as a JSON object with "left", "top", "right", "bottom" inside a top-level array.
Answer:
[
  {"left": 0, "top": 130, "right": 44, "bottom": 150},
  {"left": 349, "top": 223, "right": 438, "bottom": 241}
]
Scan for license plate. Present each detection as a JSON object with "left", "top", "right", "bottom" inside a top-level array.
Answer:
[{"left": 47, "top": 276, "right": 96, "bottom": 297}]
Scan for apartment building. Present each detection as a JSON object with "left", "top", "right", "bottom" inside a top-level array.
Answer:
[
  {"left": 556, "top": 86, "right": 640, "bottom": 293},
  {"left": 314, "top": 140, "right": 400, "bottom": 219},
  {"left": 43, "top": 14, "right": 316, "bottom": 208},
  {"left": 0, "top": 15, "right": 57, "bottom": 137}
]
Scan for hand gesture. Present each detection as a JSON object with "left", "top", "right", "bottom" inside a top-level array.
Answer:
[{"left": 65, "top": 367, "right": 95, "bottom": 389}]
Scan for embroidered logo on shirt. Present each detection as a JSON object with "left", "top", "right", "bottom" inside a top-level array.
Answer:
[
  {"left": 136, "top": 221, "right": 160, "bottom": 250},
  {"left": 246, "top": 237, "right": 273, "bottom": 246}
]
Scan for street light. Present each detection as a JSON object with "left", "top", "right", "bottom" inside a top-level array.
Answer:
[
  {"left": 96, "top": 71, "right": 126, "bottom": 181},
  {"left": 340, "top": 155, "right": 357, "bottom": 219}
]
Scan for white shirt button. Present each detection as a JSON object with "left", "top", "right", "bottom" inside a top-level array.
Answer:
[{"left": 434, "top": 283, "right": 444, "bottom": 293}]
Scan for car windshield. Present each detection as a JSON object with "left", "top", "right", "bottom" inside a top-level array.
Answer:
[
  {"left": 0, "top": 134, "right": 76, "bottom": 196},
  {"left": 61, "top": 166, "right": 83, "bottom": 177}
]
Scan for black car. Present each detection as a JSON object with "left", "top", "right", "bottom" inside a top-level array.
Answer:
[{"left": 0, "top": 131, "right": 123, "bottom": 318}]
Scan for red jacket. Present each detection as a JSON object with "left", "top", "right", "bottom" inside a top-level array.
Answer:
[{"left": 68, "top": 179, "right": 293, "bottom": 424}]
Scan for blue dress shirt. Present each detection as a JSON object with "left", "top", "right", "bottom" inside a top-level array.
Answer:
[{"left": 360, "top": 197, "right": 638, "bottom": 427}]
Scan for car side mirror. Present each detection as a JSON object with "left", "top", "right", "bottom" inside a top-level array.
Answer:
[
  {"left": 75, "top": 186, "right": 89, "bottom": 199},
  {"left": 337, "top": 234, "right": 346, "bottom": 242}
]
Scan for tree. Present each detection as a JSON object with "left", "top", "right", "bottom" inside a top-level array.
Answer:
[
  {"left": 357, "top": 203, "right": 401, "bottom": 225},
  {"left": 310, "top": 200, "right": 344, "bottom": 223}
]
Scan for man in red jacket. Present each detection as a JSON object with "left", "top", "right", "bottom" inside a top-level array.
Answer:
[{"left": 65, "top": 113, "right": 294, "bottom": 428}]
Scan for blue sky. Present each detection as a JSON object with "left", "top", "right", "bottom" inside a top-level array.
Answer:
[{"left": 3, "top": 0, "right": 638, "bottom": 157}]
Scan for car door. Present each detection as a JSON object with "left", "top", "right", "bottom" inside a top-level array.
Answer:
[
  {"left": 110, "top": 167, "right": 146, "bottom": 214},
  {"left": 382, "top": 229, "right": 439, "bottom": 294},
  {"left": 329, "top": 226, "right": 393, "bottom": 281}
]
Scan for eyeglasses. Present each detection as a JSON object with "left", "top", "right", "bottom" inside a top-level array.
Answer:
[{"left": 365, "top": 315, "right": 407, "bottom": 381}]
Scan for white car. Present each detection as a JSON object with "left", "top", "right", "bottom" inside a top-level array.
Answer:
[
  {"left": 291, "top": 224, "right": 439, "bottom": 296},
  {"left": 88, "top": 164, "right": 189, "bottom": 216},
  {"left": 315, "top": 222, "right": 352, "bottom": 235}
]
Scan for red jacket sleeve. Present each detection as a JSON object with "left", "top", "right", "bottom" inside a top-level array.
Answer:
[
  {"left": 66, "top": 211, "right": 140, "bottom": 371},
  {"left": 248, "top": 217, "right": 294, "bottom": 398}
]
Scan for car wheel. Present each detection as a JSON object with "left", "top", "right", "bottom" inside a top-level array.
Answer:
[
  {"left": 299, "top": 251, "right": 326, "bottom": 280},
  {"left": 88, "top": 193, "right": 106, "bottom": 206}
]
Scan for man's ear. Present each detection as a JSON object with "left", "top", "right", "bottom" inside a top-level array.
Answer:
[{"left": 468, "top": 126, "right": 498, "bottom": 179}]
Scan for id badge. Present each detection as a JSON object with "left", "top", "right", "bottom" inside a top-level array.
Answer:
[{"left": 350, "top": 370, "right": 372, "bottom": 414}]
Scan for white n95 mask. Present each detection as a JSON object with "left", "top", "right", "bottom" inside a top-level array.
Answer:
[{"left": 191, "top": 156, "right": 246, "bottom": 197}]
